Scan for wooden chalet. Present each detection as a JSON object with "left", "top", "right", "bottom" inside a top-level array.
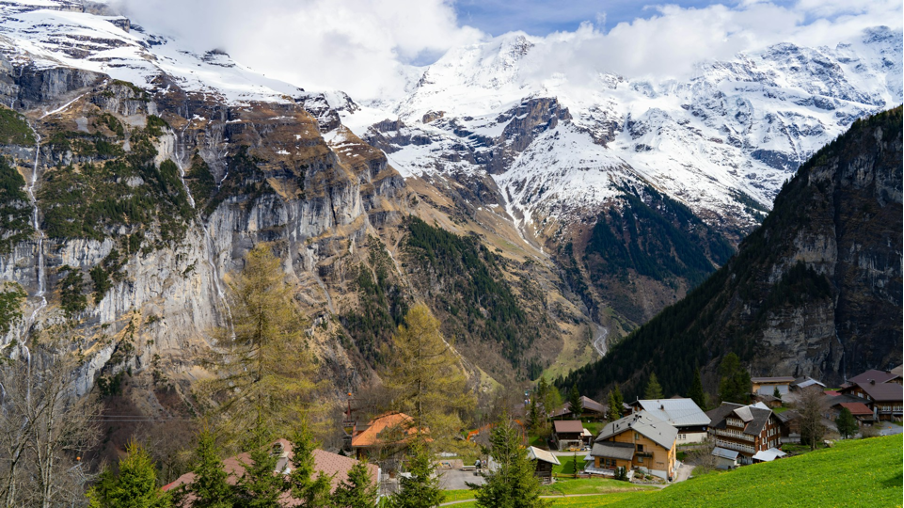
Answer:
[
  {"left": 706, "top": 403, "right": 782, "bottom": 465},
  {"left": 588, "top": 411, "right": 678, "bottom": 481},
  {"left": 553, "top": 420, "right": 585, "bottom": 451}
]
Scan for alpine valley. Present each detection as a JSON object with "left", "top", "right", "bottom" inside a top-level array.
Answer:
[{"left": 0, "top": 0, "right": 900, "bottom": 434}]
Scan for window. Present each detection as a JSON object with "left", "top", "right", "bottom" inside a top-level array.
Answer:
[
  {"left": 638, "top": 456, "right": 643, "bottom": 464},
  {"left": 636, "top": 444, "right": 644, "bottom": 452}
]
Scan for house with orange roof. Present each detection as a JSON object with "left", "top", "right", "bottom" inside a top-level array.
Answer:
[{"left": 350, "top": 412, "right": 428, "bottom": 460}]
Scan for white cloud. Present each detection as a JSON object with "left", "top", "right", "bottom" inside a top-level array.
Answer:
[
  {"left": 112, "top": 0, "right": 901, "bottom": 102},
  {"left": 114, "top": 0, "right": 483, "bottom": 101},
  {"left": 520, "top": 0, "right": 901, "bottom": 85}
]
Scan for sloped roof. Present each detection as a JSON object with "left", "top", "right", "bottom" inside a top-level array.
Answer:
[
  {"left": 707, "top": 403, "right": 775, "bottom": 436},
  {"left": 848, "top": 369, "right": 900, "bottom": 385},
  {"left": 826, "top": 394, "right": 870, "bottom": 407},
  {"left": 595, "top": 411, "right": 678, "bottom": 451},
  {"left": 751, "top": 376, "right": 795, "bottom": 384},
  {"left": 892, "top": 365, "right": 903, "bottom": 377},
  {"left": 351, "top": 412, "right": 422, "bottom": 448},
  {"left": 776, "top": 410, "right": 801, "bottom": 424},
  {"left": 591, "top": 441, "right": 636, "bottom": 460},
  {"left": 839, "top": 402, "right": 873, "bottom": 416},
  {"left": 162, "top": 439, "right": 379, "bottom": 501},
  {"left": 554, "top": 420, "right": 584, "bottom": 434},
  {"left": 527, "top": 446, "right": 561, "bottom": 465},
  {"left": 550, "top": 396, "right": 606, "bottom": 417},
  {"left": 752, "top": 448, "right": 787, "bottom": 462},
  {"left": 792, "top": 377, "right": 826, "bottom": 389},
  {"left": 712, "top": 447, "right": 739, "bottom": 460},
  {"left": 853, "top": 381, "right": 902, "bottom": 402},
  {"left": 634, "top": 398, "right": 710, "bottom": 428}
]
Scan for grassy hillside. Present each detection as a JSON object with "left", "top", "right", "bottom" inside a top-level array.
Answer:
[{"left": 614, "top": 434, "right": 902, "bottom": 507}]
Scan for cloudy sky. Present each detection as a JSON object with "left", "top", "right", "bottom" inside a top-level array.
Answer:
[{"left": 116, "top": 0, "right": 902, "bottom": 101}]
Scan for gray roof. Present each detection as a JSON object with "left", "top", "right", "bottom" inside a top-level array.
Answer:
[
  {"left": 550, "top": 396, "right": 606, "bottom": 418},
  {"left": 712, "top": 447, "right": 739, "bottom": 460},
  {"left": 751, "top": 376, "right": 795, "bottom": 383},
  {"left": 595, "top": 410, "right": 678, "bottom": 451},
  {"left": 635, "top": 398, "right": 710, "bottom": 428},
  {"left": 591, "top": 441, "right": 635, "bottom": 460},
  {"left": 776, "top": 410, "right": 801, "bottom": 424},
  {"left": 706, "top": 403, "right": 775, "bottom": 436},
  {"left": 792, "top": 377, "right": 826, "bottom": 389}
]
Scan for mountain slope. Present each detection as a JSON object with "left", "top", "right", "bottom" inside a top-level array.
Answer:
[{"left": 563, "top": 106, "right": 902, "bottom": 398}]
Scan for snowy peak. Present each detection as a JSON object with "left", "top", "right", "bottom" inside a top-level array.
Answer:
[
  {"left": 0, "top": 0, "right": 310, "bottom": 105},
  {"left": 364, "top": 25, "right": 903, "bottom": 235}
]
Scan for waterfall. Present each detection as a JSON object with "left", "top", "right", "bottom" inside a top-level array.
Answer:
[{"left": 24, "top": 134, "right": 47, "bottom": 331}]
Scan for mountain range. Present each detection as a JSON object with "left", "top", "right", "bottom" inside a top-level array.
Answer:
[{"left": 0, "top": 0, "right": 899, "bottom": 417}]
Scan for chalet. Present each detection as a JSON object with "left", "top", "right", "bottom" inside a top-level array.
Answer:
[
  {"left": 351, "top": 412, "right": 426, "bottom": 459},
  {"left": 751, "top": 376, "right": 795, "bottom": 396},
  {"left": 526, "top": 446, "right": 560, "bottom": 481},
  {"left": 163, "top": 439, "right": 380, "bottom": 505},
  {"left": 588, "top": 411, "right": 678, "bottom": 481},
  {"left": 628, "top": 398, "right": 710, "bottom": 444},
  {"left": 553, "top": 420, "right": 585, "bottom": 451},
  {"left": 549, "top": 396, "right": 606, "bottom": 420},
  {"left": 775, "top": 410, "right": 801, "bottom": 443},
  {"left": 706, "top": 403, "right": 782, "bottom": 465},
  {"left": 840, "top": 381, "right": 903, "bottom": 421}
]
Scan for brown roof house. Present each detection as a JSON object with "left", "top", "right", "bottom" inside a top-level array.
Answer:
[
  {"left": 163, "top": 439, "right": 379, "bottom": 506},
  {"left": 553, "top": 420, "right": 586, "bottom": 451},
  {"left": 706, "top": 403, "right": 783, "bottom": 465},
  {"left": 351, "top": 412, "right": 428, "bottom": 461},
  {"left": 588, "top": 411, "right": 678, "bottom": 481},
  {"left": 840, "top": 381, "right": 903, "bottom": 421},
  {"left": 550, "top": 396, "right": 607, "bottom": 420}
]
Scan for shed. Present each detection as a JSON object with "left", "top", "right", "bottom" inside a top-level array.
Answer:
[
  {"left": 527, "top": 446, "right": 560, "bottom": 480},
  {"left": 711, "top": 446, "right": 739, "bottom": 470}
]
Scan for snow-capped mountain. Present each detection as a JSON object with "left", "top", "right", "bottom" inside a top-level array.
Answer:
[{"left": 345, "top": 27, "right": 903, "bottom": 235}]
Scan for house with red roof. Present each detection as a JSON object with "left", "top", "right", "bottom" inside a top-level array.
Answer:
[{"left": 162, "top": 439, "right": 379, "bottom": 506}]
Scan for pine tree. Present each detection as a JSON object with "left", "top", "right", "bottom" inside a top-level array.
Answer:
[
  {"left": 527, "top": 397, "right": 543, "bottom": 432},
  {"left": 232, "top": 444, "right": 283, "bottom": 508},
  {"left": 285, "top": 421, "right": 332, "bottom": 508},
  {"left": 773, "top": 386, "right": 782, "bottom": 399},
  {"left": 334, "top": 460, "right": 378, "bottom": 508},
  {"left": 87, "top": 441, "right": 171, "bottom": 508},
  {"left": 382, "top": 303, "right": 476, "bottom": 451},
  {"left": 389, "top": 441, "right": 443, "bottom": 508},
  {"left": 717, "top": 353, "right": 750, "bottom": 404},
  {"left": 566, "top": 385, "right": 583, "bottom": 417},
  {"left": 644, "top": 372, "right": 664, "bottom": 400},
  {"left": 606, "top": 391, "right": 621, "bottom": 421},
  {"left": 185, "top": 430, "right": 233, "bottom": 508},
  {"left": 688, "top": 368, "right": 706, "bottom": 409},
  {"left": 202, "top": 244, "right": 317, "bottom": 449},
  {"left": 612, "top": 384, "right": 624, "bottom": 411},
  {"left": 835, "top": 408, "right": 858, "bottom": 439},
  {"left": 471, "top": 416, "right": 549, "bottom": 508}
]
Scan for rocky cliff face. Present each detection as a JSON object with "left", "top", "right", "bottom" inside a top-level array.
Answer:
[{"left": 565, "top": 107, "right": 903, "bottom": 398}]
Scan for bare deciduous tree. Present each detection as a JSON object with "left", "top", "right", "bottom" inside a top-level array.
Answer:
[{"left": 0, "top": 341, "right": 99, "bottom": 507}]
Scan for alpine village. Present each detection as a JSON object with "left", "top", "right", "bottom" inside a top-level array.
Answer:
[{"left": 0, "top": 1, "right": 899, "bottom": 507}]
